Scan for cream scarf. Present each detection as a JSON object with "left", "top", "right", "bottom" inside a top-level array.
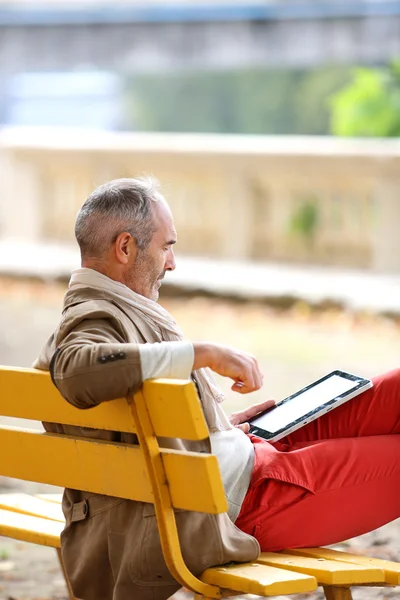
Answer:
[{"left": 69, "top": 268, "right": 233, "bottom": 433}]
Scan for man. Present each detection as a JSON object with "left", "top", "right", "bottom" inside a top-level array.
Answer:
[
  {"left": 35, "top": 177, "right": 400, "bottom": 600},
  {"left": 35, "top": 177, "right": 269, "bottom": 600}
]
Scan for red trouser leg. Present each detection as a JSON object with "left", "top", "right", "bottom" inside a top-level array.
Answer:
[{"left": 235, "top": 369, "right": 400, "bottom": 551}]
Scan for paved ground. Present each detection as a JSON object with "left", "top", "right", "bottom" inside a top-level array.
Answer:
[{"left": 1, "top": 277, "right": 400, "bottom": 599}]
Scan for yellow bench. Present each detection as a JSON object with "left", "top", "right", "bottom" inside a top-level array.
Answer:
[{"left": 0, "top": 366, "right": 399, "bottom": 600}]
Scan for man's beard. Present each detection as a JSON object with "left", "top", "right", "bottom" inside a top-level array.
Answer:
[{"left": 129, "top": 251, "right": 162, "bottom": 301}]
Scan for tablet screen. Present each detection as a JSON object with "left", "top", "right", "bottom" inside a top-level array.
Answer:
[{"left": 252, "top": 374, "right": 356, "bottom": 433}]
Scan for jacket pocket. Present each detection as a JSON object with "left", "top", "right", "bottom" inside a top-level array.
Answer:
[
  {"left": 105, "top": 500, "right": 178, "bottom": 590},
  {"left": 61, "top": 508, "right": 115, "bottom": 600},
  {"left": 129, "top": 510, "right": 179, "bottom": 586}
]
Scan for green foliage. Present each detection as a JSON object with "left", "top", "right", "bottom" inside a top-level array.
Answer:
[
  {"left": 330, "top": 61, "right": 400, "bottom": 137},
  {"left": 125, "top": 67, "right": 351, "bottom": 135},
  {"left": 290, "top": 198, "right": 319, "bottom": 239}
]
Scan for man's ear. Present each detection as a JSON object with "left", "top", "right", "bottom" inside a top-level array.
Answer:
[{"left": 114, "top": 232, "right": 137, "bottom": 265}]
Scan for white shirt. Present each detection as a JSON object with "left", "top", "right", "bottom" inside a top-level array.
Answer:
[{"left": 138, "top": 341, "right": 254, "bottom": 521}]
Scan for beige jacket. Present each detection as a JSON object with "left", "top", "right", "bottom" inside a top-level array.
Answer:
[{"left": 34, "top": 286, "right": 260, "bottom": 600}]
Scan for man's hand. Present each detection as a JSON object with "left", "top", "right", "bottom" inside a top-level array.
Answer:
[
  {"left": 229, "top": 399, "right": 276, "bottom": 433},
  {"left": 193, "top": 342, "right": 264, "bottom": 394}
]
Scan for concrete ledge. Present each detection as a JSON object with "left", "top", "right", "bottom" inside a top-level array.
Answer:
[{"left": 2, "top": 239, "right": 400, "bottom": 316}]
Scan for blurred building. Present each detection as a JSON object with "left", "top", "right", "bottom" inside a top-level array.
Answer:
[
  {"left": 0, "top": 1, "right": 399, "bottom": 132},
  {"left": 0, "top": 2, "right": 399, "bottom": 74}
]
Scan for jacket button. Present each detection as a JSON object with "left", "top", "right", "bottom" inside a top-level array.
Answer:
[
  {"left": 98, "top": 356, "right": 107, "bottom": 363},
  {"left": 109, "top": 354, "right": 116, "bottom": 361},
  {"left": 117, "top": 352, "right": 126, "bottom": 359},
  {"left": 82, "top": 502, "right": 88, "bottom": 516}
]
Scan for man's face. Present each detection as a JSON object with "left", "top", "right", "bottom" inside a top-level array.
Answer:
[{"left": 127, "top": 199, "right": 177, "bottom": 301}]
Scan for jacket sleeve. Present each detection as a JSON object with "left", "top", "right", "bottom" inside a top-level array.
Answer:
[{"left": 51, "top": 317, "right": 143, "bottom": 409}]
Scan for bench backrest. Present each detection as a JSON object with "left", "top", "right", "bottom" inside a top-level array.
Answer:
[
  {"left": 0, "top": 366, "right": 227, "bottom": 514},
  {"left": 0, "top": 365, "right": 228, "bottom": 597}
]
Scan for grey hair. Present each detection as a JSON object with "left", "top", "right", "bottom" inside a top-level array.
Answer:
[{"left": 75, "top": 176, "right": 162, "bottom": 259}]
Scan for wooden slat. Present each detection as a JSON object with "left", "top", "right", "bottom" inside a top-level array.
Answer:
[
  {"left": 287, "top": 548, "right": 400, "bottom": 586},
  {"left": 0, "top": 508, "right": 63, "bottom": 547},
  {"left": 36, "top": 494, "right": 63, "bottom": 504},
  {"left": 143, "top": 379, "right": 209, "bottom": 440},
  {"left": 0, "top": 426, "right": 228, "bottom": 514},
  {"left": 257, "top": 552, "right": 384, "bottom": 586},
  {"left": 0, "top": 366, "right": 135, "bottom": 432},
  {"left": 0, "top": 493, "right": 64, "bottom": 522},
  {"left": 0, "top": 367, "right": 209, "bottom": 440},
  {"left": 162, "top": 452, "right": 227, "bottom": 513},
  {"left": 201, "top": 562, "right": 317, "bottom": 596}
]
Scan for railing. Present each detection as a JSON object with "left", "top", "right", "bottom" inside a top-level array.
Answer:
[{"left": 1, "top": 127, "right": 400, "bottom": 272}]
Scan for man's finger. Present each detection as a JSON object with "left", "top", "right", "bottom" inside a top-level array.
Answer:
[
  {"left": 242, "top": 399, "right": 276, "bottom": 419},
  {"left": 252, "top": 358, "right": 264, "bottom": 388},
  {"left": 236, "top": 423, "right": 250, "bottom": 433},
  {"left": 238, "top": 370, "right": 256, "bottom": 393},
  {"left": 232, "top": 381, "right": 251, "bottom": 394},
  {"left": 255, "top": 398, "right": 276, "bottom": 412},
  {"left": 254, "top": 371, "right": 263, "bottom": 391}
]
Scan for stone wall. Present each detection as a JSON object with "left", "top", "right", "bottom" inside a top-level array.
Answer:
[{"left": 1, "top": 127, "right": 400, "bottom": 272}]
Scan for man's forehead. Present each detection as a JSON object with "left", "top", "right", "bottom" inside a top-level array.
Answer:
[{"left": 152, "top": 197, "right": 176, "bottom": 238}]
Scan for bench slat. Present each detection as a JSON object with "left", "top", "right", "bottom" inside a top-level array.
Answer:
[
  {"left": 287, "top": 548, "right": 400, "bottom": 585},
  {"left": 35, "top": 494, "right": 63, "bottom": 504},
  {"left": 0, "top": 426, "right": 228, "bottom": 514},
  {"left": 0, "top": 508, "right": 63, "bottom": 547},
  {"left": 0, "top": 368, "right": 209, "bottom": 440},
  {"left": 257, "top": 552, "right": 385, "bottom": 585},
  {"left": 201, "top": 562, "right": 317, "bottom": 596},
  {"left": 0, "top": 494, "right": 65, "bottom": 522},
  {"left": 143, "top": 379, "right": 209, "bottom": 440}
]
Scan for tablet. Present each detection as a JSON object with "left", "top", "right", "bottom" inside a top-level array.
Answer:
[{"left": 248, "top": 370, "right": 373, "bottom": 442}]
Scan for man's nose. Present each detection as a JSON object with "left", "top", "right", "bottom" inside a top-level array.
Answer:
[{"left": 165, "top": 248, "right": 176, "bottom": 271}]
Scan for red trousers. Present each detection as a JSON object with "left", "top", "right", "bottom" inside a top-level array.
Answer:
[{"left": 235, "top": 369, "right": 400, "bottom": 551}]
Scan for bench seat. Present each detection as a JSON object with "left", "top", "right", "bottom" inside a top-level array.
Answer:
[
  {"left": 0, "top": 492, "right": 64, "bottom": 522},
  {"left": 257, "top": 552, "right": 385, "bottom": 586},
  {"left": 0, "top": 494, "right": 319, "bottom": 597},
  {"left": 0, "top": 506, "right": 63, "bottom": 547},
  {"left": 0, "top": 371, "right": 399, "bottom": 600},
  {"left": 0, "top": 492, "right": 397, "bottom": 598},
  {"left": 201, "top": 562, "right": 317, "bottom": 596},
  {"left": 287, "top": 547, "right": 400, "bottom": 585}
]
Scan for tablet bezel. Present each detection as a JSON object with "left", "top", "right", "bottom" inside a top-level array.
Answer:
[{"left": 248, "top": 370, "right": 372, "bottom": 442}]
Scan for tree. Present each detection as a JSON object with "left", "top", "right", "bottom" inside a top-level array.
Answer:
[
  {"left": 330, "top": 61, "right": 400, "bottom": 137},
  {"left": 125, "top": 67, "right": 351, "bottom": 135}
]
